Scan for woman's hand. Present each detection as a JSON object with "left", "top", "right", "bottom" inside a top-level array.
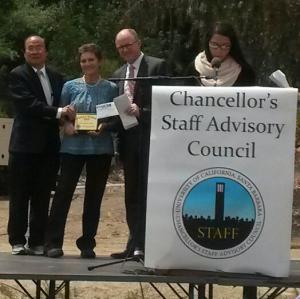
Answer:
[
  {"left": 87, "top": 122, "right": 107, "bottom": 136},
  {"left": 64, "top": 122, "right": 77, "bottom": 136}
]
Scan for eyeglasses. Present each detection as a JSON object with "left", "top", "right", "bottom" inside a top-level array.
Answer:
[
  {"left": 209, "top": 42, "right": 231, "bottom": 51},
  {"left": 116, "top": 40, "right": 138, "bottom": 50}
]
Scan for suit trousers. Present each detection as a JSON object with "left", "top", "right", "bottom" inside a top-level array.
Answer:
[
  {"left": 7, "top": 152, "right": 59, "bottom": 247},
  {"left": 121, "top": 127, "right": 150, "bottom": 251},
  {"left": 45, "top": 153, "right": 111, "bottom": 250}
]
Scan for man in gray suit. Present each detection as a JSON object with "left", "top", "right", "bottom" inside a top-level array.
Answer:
[{"left": 111, "top": 29, "right": 167, "bottom": 259}]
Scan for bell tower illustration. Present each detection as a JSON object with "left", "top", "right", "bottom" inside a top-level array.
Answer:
[{"left": 215, "top": 182, "right": 225, "bottom": 223}]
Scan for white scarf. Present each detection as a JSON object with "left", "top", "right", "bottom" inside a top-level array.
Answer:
[{"left": 194, "top": 51, "right": 241, "bottom": 86}]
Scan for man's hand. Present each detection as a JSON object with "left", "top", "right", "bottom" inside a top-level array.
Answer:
[
  {"left": 61, "top": 105, "right": 76, "bottom": 121},
  {"left": 126, "top": 103, "right": 140, "bottom": 117}
]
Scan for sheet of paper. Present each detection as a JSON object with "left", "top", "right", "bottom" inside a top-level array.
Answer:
[
  {"left": 96, "top": 102, "right": 119, "bottom": 119},
  {"left": 113, "top": 94, "right": 138, "bottom": 130},
  {"left": 269, "top": 70, "right": 290, "bottom": 88}
]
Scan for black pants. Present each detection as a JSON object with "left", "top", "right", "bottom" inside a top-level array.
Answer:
[
  {"left": 7, "top": 152, "right": 59, "bottom": 247},
  {"left": 121, "top": 128, "right": 149, "bottom": 251},
  {"left": 45, "top": 154, "right": 111, "bottom": 251}
]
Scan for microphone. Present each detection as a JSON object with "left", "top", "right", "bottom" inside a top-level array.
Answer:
[
  {"left": 211, "top": 57, "right": 222, "bottom": 69},
  {"left": 211, "top": 57, "right": 221, "bottom": 86}
]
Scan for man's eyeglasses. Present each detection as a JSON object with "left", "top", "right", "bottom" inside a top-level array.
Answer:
[
  {"left": 117, "top": 40, "right": 138, "bottom": 50},
  {"left": 209, "top": 42, "right": 231, "bottom": 51}
]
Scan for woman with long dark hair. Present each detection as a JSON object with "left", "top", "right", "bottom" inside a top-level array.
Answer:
[{"left": 194, "top": 21, "right": 255, "bottom": 86}]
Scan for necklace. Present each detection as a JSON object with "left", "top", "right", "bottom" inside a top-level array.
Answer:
[{"left": 82, "top": 75, "right": 101, "bottom": 85}]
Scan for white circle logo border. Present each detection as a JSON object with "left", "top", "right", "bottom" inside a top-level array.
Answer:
[{"left": 173, "top": 167, "right": 265, "bottom": 259}]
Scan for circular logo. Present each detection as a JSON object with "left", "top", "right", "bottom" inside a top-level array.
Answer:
[{"left": 173, "top": 167, "right": 265, "bottom": 259}]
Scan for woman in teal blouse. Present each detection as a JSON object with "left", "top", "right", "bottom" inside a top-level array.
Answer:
[{"left": 45, "top": 43, "right": 118, "bottom": 258}]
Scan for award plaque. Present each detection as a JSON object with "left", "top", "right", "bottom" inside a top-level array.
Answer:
[{"left": 75, "top": 113, "right": 98, "bottom": 131}]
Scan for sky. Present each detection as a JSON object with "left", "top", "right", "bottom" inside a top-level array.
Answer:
[{"left": 183, "top": 177, "right": 255, "bottom": 220}]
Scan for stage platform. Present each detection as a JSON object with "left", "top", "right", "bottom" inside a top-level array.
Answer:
[{"left": 0, "top": 252, "right": 300, "bottom": 298}]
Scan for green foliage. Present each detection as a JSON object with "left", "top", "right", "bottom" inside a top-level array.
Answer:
[
  {"left": 296, "top": 107, "right": 300, "bottom": 143},
  {"left": 119, "top": 0, "right": 300, "bottom": 85},
  {"left": 0, "top": 0, "right": 299, "bottom": 116}
]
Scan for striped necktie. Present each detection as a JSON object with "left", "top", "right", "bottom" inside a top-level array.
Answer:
[
  {"left": 126, "top": 64, "right": 135, "bottom": 100},
  {"left": 37, "top": 70, "right": 53, "bottom": 106}
]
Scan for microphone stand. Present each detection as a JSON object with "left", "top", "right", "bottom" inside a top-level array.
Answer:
[
  {"left": 88, "top": 256, "right": 144, "bottom": 271},
  {"left": 108, "top": 75, "right": 210, "bottom": 82},
  {"left": 89, "top": 74, "right": 208, "bottom": 273},
  {"left": 211, "top": 57, "right": 221, "bottom": 87},
  {"left": 214, "top": 68, "right": 219, "bottom": 87}
]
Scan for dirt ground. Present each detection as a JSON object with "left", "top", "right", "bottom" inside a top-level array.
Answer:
[{"left": 1, "top": 160, "right": 300, "bottom": 298}]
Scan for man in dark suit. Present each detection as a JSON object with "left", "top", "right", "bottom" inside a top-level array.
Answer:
[
  {"left": 111, "top": 29, "right": 167, "bottom": 259},
  {"left": 7, "top": 35, "right": 74, "bottom": 255}
]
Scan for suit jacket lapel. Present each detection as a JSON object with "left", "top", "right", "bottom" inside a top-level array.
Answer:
[
  {"left": 25, "top": 63, "right": 47, "bottom": 104},
  {"left": 134, "top": 56, "right": 148, "bottom": 103},
  {"left": 137, "top": 56, "right": 148, "bottom": 77},
  {"left": 46, "top": 67, "right": 59, "bottom": 106}
]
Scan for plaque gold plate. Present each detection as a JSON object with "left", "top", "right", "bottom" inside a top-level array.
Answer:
[{"left": 75, "top": 113, "right": 98, "bottom": 131}]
